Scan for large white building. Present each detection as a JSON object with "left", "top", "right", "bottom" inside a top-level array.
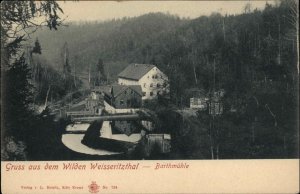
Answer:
[{"left": 118, "top": 64, "right": 169, "bottom": 100}]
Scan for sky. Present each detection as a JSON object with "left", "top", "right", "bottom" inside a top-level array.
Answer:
[{"left": 58, "top": 1, "right": 276, "bottom": 22}]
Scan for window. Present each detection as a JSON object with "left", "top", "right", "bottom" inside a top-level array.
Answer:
[
  {"left": 150, "top": 92, "right": 153, "bottom": 96},
  {"left": 124, "top": 91, "right": 127, "bottom": 94},
  {"left": 150, "top": 83, "right": 153, "bottom": 87},
  {"left": 131, "top": 90, "right": 133, "bottom": 94},
  {"left": 157, "top": 91, "right": 160, "bottom": 95},
  {"left": 152, "top": 75, "right": 154, "bottom": 79},
  {"left": 143, "top": 83, "right": 146, "bottom": 87},
  {"left": 157, "top": 83, "right": 160, "bottom": 88},
  {"left": 142, "top": 92, "right": 146, "bottom": 96},
  {"left": 163, "top": 83, "right": 167, "bottom": 87},
  {"left": 120, "top": 100, "right": 124, "bottom": 105}
]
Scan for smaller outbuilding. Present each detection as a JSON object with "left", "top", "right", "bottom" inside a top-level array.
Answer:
[{"left": 104, "top": 84, "right": 142, "bottom": 109}]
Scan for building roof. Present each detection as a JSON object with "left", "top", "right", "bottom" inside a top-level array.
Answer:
[
  {"left": 68, "top": 103, "right": 86, "bottom": 111},
  {"left": 111, "top": 84, "right": 142, "bottom": 98},
  {"left": 186, "top": 88, "right": 207, "bottom": 98},
  {"left": 91, "top": 85, "right": 111, "bottom": 94},
  {"left": 118, "top": 63, "right": 155, "bottom": 80},
  {"left": 86, "top": 98, "right": 104, "bottom": 106}
]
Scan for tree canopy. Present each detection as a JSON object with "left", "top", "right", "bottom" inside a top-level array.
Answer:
[{"left": 1, "top": 1, "right": 66, "bottom": 161}]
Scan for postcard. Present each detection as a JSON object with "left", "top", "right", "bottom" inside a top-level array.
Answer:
[{"left": 1, "top": 1, "right": 299, "bottom": 193}]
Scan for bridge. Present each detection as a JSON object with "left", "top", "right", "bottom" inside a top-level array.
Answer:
[
  {"left": 68, "top": 108, "right": 155, "bottom": 123},
  {"left": 71, "top": 114, "right": 143, "bottom": 123}
]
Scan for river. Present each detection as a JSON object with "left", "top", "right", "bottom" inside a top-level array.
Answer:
[{"left": 61, "top": 123, "right": 120, "bottom": 156}]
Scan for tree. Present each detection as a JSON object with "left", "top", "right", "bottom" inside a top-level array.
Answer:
[
  {"left": 1, "top": 1, "right": 64, "bottom": 160},
  {"left": 32, "top": 38, "right": 42, "bottom": 55},
  {"left": 30, "top": 38, "right": 42, "bottom": 83},
  {"left": 94, "top": 58, "right": 106, "bottom": 86},
  {"left": 62, "top": 42, "right": 71, "bottom": 77},
  {"left": 3, "top": 56, "right": 34, "bottom": 138}
]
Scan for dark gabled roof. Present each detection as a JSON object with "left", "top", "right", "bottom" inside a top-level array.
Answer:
[
  {"left": 128, "top": 85, "right": 143, "bottom": 96},
  {"left": 118, "top": 63, "right": 155, "bottom": 80},
  {"left": 111, "top": 84, "right": 142, "bottom": 98}
]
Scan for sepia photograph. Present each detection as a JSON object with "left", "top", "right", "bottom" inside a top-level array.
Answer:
[{"left": 1, "top": 0, "right": 299, "bottom": 162}]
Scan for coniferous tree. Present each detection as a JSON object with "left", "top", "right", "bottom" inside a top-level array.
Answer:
[
  {"left": 3, "top": 56, "right": 34, "bottom": 139},
  {"left": 32, "top": 38, "right": 42, "bottom": 55},
  {"left": 94, "top": 58, "right": 106, "bottom": 85},
  {"left": 62, "top": 42, "right": 71, "bottom": 76}
]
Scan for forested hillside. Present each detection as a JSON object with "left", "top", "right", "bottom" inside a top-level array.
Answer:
[
  {"left": 30, "top": 13, "right": 186, "bottom": 79},
  {"left": 31, "top": 1, "right": 298, "bottom": 102},
  {"left": 31, "top": 1, "right": 297, "bottom": 88}
]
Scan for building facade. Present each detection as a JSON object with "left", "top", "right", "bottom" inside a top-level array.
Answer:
[
  {"left": 111, "top": 120, "right": 141, "bottom": 136},
  {"left": 190, "top": 97, "right": 208, "bottom": 110},
  {"left": 118, "top": 64, "right": 169, "bottom": 100},
  {"left": 208, "top": 89, "right": 225, "bottom": 116},
  {"left": 145, "top": 134, "right": 171, "bottom": 155},
  {"left": 85, "top": 89, "right": 105, "bottom": 115}
]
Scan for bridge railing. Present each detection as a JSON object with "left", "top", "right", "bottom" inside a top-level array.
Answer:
[{"left": 66, "top": 111, "right": 98, "bottom": 119}]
